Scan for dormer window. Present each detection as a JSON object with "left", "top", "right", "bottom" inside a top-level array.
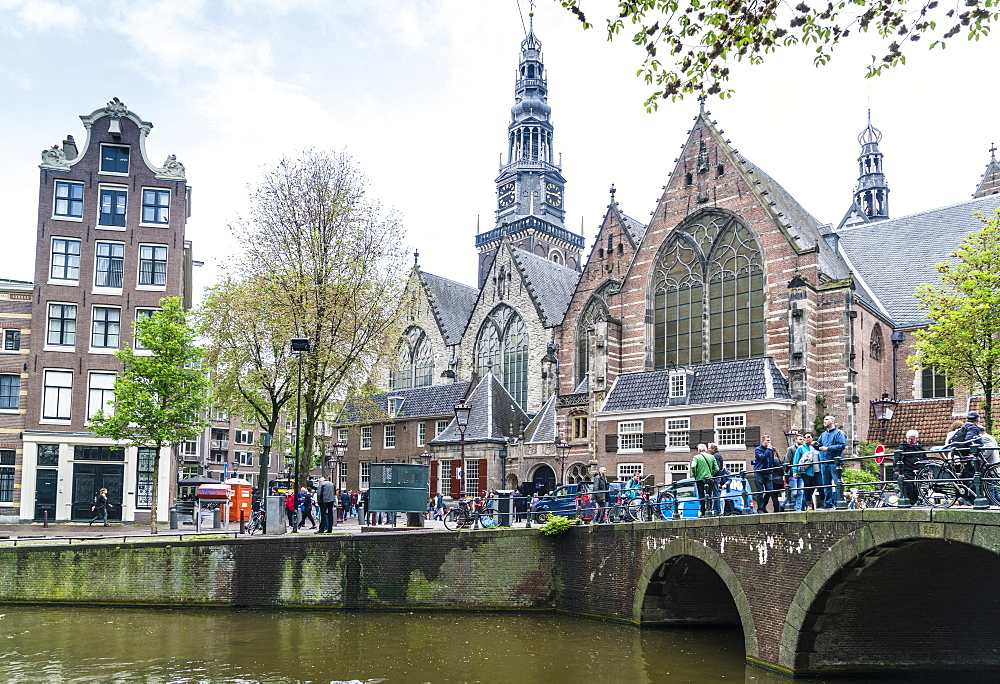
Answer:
[
  {"left": 669, "top": 371, "right": 686, "bottom": 398},
  {"left": 389, "top": 396, "right": 405, "bottom": 417}
]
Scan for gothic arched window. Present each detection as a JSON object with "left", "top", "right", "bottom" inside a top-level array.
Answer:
[
  {"left": 566, "top": 463, "right": 589, "bottom": 484},
  {"left": 391, "top": 327, "right": 434, "bottom": 391},
  {"left": 652, "top": 213, "right": 765, "bottom": 368},
  {"left": 475, "top": 304, "right": 529, "bottom": 408},
  {"left": 576, "top": 282, "right": 615, "bottom": 385},
  {"left": 870, "top": 325, "right": 883, "bottom": 362}
]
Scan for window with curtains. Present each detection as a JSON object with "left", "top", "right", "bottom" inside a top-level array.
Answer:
[
  {"left": 138, "top": 245, "right": 167, "bottom": 287},
  {"left": 136, "top": 447, "right": 156, "bottom": 508},
  {"left": 95, "top": 242, "right": 124, "bottom": 288},
  {"left": 0, "top": 449, "right": 14, "bottom": 502},
  {"left": 390, "top": 326, "right": 433, "bottom": 390},
  {"left": 475, "top": 304, "right": 528, "bottom": 408},
  {"left": 652, "top": 212, "right": 765, "bottom": 368}
]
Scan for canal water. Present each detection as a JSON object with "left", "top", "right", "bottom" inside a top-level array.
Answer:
[{"left": 0, "top": 606, "right": 977, "bottom": 683}]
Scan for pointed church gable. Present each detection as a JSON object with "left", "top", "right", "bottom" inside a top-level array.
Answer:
[
  {"left": 420, "top": 271, "right": 479, "bottom": 345},
  {"left": 973, "top": 147, "right": 1000, "bottom": 199},
  {"left": 431, "top": 371, "right": 529, "bottom": 445},
  {"left": 509, "top": 247, "right": 580, "bottom": 326}
]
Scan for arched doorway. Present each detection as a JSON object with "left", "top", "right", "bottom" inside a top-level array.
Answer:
[
  {"left": 530, "top": 464, "right": 556, "bottom": 495},
  {"left": 789, "top": 538, "right": 1000, "bottom": 676}
]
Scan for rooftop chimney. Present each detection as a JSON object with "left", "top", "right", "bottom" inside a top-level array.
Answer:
[{"left": 62, "top": 135, "right": 77, "bottom": 161}]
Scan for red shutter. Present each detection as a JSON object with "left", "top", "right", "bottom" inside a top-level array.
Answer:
[
  {"left": 451, "top": 459, "right": 463, "bottom": 498},
  {"left": 478, "top": 458, "right": 488, "bottom": 496},
  {"left": 429, "top": 460, "right": 438, "bottom": 498}
]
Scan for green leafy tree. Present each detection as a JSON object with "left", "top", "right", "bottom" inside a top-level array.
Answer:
[
  {"left": 89, "top": 297, "right": 210, "bottom": 533},
  {"left": 229, "top": 149, "right": 410, "bottom": 487},
  {"left": 558, "top": 0, "right": 1000, "bottom": 108},
  {"left": 909, "top": 209, "right": 1000, "bottom": 433}
]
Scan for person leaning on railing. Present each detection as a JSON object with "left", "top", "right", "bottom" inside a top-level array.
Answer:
[
  {"left": 690, "top": 443, "right": 719, "bottom": 516},
  {"left": 897, "top": 429, "right": 924, "bottom": 506},
  {"left": 752, "top": 435, "right": 781, "bottom": 513}
]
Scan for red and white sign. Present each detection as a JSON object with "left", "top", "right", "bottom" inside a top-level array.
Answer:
[{"left": 873, "top": 444, "right": 885, "bottom": 465}]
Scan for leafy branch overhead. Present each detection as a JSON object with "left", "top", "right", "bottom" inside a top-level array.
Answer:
[{"left": 557, "top": 0, "right": 999, "bottom": 108}]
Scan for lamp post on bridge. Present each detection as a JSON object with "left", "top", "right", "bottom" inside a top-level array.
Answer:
[{"left": 454, "top": 400, "right": 471, "bottom": 496}]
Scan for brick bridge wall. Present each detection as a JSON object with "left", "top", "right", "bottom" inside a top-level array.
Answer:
[{"left": 2, "top": 510, "right": 999, "bottom": 676}]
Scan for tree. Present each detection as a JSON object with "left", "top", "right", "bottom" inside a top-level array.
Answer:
[
  {"left": 89, "top": 297, "right": 210, "bottom": 533},
  {"left": 196, "top": 276, "right": 296, "bottom": 498},
  {"left": 558, "top": 0, "right": 1000, "bottom": 108},
  {"left": 909, "top": 209, "right": 1000, "bottom": 433},
  {"left": 229, "top": 149, "right": 410, "bottom": 487}
]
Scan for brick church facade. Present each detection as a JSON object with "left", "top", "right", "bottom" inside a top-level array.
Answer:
[{"left": 340, "top": 24, "right": 1000, "bottom": 496}]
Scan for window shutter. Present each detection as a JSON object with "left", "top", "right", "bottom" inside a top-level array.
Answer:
[
  {"left": 429, "top": 461, "right": 438, "bottom": 497},
  {"left": 689, "top": 429, "right": 705, "bottom": 447},
  {"left": 451, "top": 459, "right": 463, "bottom": 498},
  {"left": 647, "top": 432, "right": 666, "bottom": 450},
  {"left": 605, "top": 434, "right": 618, "bottom": 452},
  {"left": 478, "top": 458, "right": 488, "bottom": 496},
  {"left": 702, "top": 429, "right": 717, "bottom": 445},
  {"left": 745, "top": 426, "right": 761, "bottom": 446}
]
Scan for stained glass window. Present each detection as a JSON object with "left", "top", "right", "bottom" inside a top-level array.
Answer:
[
  {"left": 390, "top": 327, "right": 434, "bottom": 390},
  {"left": 475, "top": 305, "right": 529, "bottom": 408}
]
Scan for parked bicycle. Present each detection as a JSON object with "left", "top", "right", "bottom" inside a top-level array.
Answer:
[
  {"left": 912, "top": 447, "right": 1000, "bottom": 508},
  {"left": 245, "top": 509, "right": 265, "bottom": 535},
  {"left": 443, "top": 495, "right": 498, "bottom": 530}
]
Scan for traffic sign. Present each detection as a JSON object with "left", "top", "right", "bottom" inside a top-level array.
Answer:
[{"left": 873, "top": 444, "right": 885, "bottom": 465}]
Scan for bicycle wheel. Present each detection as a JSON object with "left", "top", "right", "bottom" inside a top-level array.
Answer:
[
  {"left": 247, "top": 515, "right": 262, "bottom": 535},
  {"left": 626, "top": 498, "right": 650, "bottom": 522},
  {"left": 915, "top": 465, "right": 959, "bottom": 508},
  {"left": 479, "top": 511, "right": 497, "bottom": 528},
  {"left": 443, "top": 508, "right": 464, "bottom": 531},
  {"left": 983, "top": 463, "right": 1000, "bottom": 506}
]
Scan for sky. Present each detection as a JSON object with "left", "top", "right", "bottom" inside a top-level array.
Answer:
[{"left": 1, "top": 0, "right": 998, "bottom": 295}]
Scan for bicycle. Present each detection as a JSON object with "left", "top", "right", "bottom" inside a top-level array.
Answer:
[
  {"left": 911, "top": 448, "right": 999, "bottom": 508},
  {"left": 245, "top": 509, "right": 265, "bottom": 535},
  {"left": 443, "top": 496, "right": 498, "bottom": 530},
  {"left": 625, "top": 482, "right": 664, "bottom": 522}
]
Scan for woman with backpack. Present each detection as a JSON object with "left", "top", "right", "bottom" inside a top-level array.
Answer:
[{"left": 794, "top": 432, "right": 820, "bottom": 511}]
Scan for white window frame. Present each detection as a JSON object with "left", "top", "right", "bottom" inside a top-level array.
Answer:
[
  {"left": 235, "top": 451, "right": 253, "bottom": 467},
  {"left": 0, "top": 373, "right": 20, "bottom": 412},
  {"left": 52, "top": 180, "right": 85, "bottom": 221},
  {"left": 360, "top": 426, "right": 372, "bottom": 450},
  {"left": 42, "top": 369, "right": 73, "bottom": 422},
  {"left": 617, "top": 463, "right": 643, "bottom": 480},
  {"left": 0, "top": 449, "right": 15, "bottom": 503},
  {"left": 669, "top": 372, "right": 686, "bottom": 398},
  {"left": 384, "top": 424, "right": 396, "bottom": 449},
  {"left": 2, "top": 329, "right": 21, "bottom": 354},
  {"left": 90, "top": 305, "right": 122, "bottom": 353},
  {"left": 359, "top": 461, "right": 370, "bottom": 489},
  {"left": 714, "top": 413, "right": 747, "bottom": 449},
  {"left": 235, "top": 429, "right": 253, "bottom": 445},
  {"left": 339, "top": 461, "right": 348, "bottom": 491},
  {"left": 440, "top": 461, "right": 453, "bottom": 497},
  {"left": 137, "top": 243, "right": 168, "bottom": 290},
  {"left": 666, "top": 417, "right": 691, "bottom": 449},
  {"left": 49, "top": 237, "right": 82, "bottom": 284},
  {"left": 417, "top": 422, "right": 426, "bottom": 447},
  {"left": 93, "top": 240, "right": 126, "bottom": 292},
  {"left": 140, "top": 187, "right": 170, "bottom": 226},
  {"left": 45, "top": 302, "right": 77, "bottom": 351},
  {"left": 133, "top": 308, "right": 158, "bottom": 351},
  {"left": 724, "top": 460, "right": 747, "bottom": 474},
  {"left": 463, "top": 458, "right": 479, "bottom": 496},
  {"left": 180, "top": 441, "right": 198, "bottom": 457},
  {"left": 338, "top": 427, "right": 349, "bottom": 444},
  {"left": 573, "top": 415, "right": 588, "bottom": 440},
  {"left": 436, "top": 419, "right": 449, "bottom": 437},
  {"left": 99, "top": 143, "right": 130, "bottom": 176},
  {"left": 666, "top": 462, "right": 689, "bottom": 482},
  {"left": 617, "top": 420, "right": 644, "bottom": 452},
  {"left": 87, "top": 371, "right": 116, "bottom": 419},
  {"left": 96, "top": 184, "right": 128, "bottom": 231}
]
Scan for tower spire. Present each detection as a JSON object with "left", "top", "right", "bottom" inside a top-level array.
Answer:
[
  {"left": 973, "top": 142, "right": 1000, "bottom": 198},
  {"left": 853, "top": 110, "right": 889, "bottom": 221}
]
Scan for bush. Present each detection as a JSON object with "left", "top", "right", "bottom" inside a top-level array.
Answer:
[
  {"left": 539, "top": 515, "right": 573, "bottom": 536},
  {"left": 842, "top": 467, "right": 877, "bottom": 492}
]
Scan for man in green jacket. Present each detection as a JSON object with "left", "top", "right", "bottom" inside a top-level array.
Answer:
[{"left": 690, "top": 444, "right": 719, "bottom": 516}]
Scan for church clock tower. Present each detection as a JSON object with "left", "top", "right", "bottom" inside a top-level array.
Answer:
[{"left": 476, "top": 14, "right": 584, "bottom": 287}]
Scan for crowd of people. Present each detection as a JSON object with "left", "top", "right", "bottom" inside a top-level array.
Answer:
[{"left": 277, "top": 478, "right": 363, "bottom": 533}]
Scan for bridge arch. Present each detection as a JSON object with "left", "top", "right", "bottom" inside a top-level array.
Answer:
[
  {"left": 780, "top": 523, "right": 1000, "bottom": 676},
  {"left": 633, "top": 539, "right": 759, "bottom": 659}
]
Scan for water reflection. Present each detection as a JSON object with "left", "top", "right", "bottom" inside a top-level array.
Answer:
[{"left": 0, "top": 606, "right": 748, "bottom": 683}]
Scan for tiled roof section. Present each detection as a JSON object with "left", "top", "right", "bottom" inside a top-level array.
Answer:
[
  {"left": 522, "top": 394, "right": 557, "bottom": 443},
  {"left": 573, "top": 377, "right": 588, "bottom": 394},
  {"left": 420, "top": 271, "right": 478, "bottom": 345},
  {"left": 601, "top": 358, "right": 790, "bottom": 412},
  {"left": 973, "top": 155, "right": 1000, "bottom": 199},
  {"left": 510, "top": 247, "right": 580, "bottom": 326},
  {"left": 867, "top": 398, "right": 956, "bottom": 446},
  {"left": 621, "top": 213, "right": 647, "bottom": 245},
  {"left": 742, "top": 161, "right": 851, "bottom": 282},
  {"left": 431, "top": 372, "right": 529, "bottom": 445},
  {"left": 837, "top": 194, "right": 1000, "bottom": 327},
  {"left": 338, "top": 381, "right": 470, "bottom": 424}
]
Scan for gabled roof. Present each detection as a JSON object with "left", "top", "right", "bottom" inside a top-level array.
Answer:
[
  {"left": 837, "top": 200, "right": 872, "bottom": 231},
  {"left": 431, "top": 371, "right": 529, "bottom": 445},
  {"left": 620, "top": 213, "right": 648, "bottom": 245},
  {"left": 509, "top": 247, "right": 580, "bottom": 326},
  {"left": 420, "top": 271, "right": 478, "bottom": 345},
  {"left": 973, "top": 152, "right": 1000, "bottom": 199},
  {"left": 867, "top": 398, "right": 956, "bottom": 445},
  {"left": 601, "top": 358, "right": 791, "bottom": 413},
  {"left": 522, "top": 394, "right": 557, "bottom": 444},
  {"left": 338, "top": 381, "right": 471, "bottom": 424},
  {"left": 836, "top": 194, "right": 1000, "bottom": 327}
]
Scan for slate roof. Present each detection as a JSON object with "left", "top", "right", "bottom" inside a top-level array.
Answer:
[
  {"left": 522, "top": 394, "right": 557, "bottom": 444},
  {"left": 431, "top": 371, "right": 529, "bottom": 445},
  {"left": 743, "top": 162, "right": 851, "bottom": 282},
  {"left": 974, "top": 156, "right": 1000, "bottom": 198},
  {"left": 836, "top": 194, "right": 1000, "bottom": 327},
  {"left": 601, "top": 358, "right": 791, "bottom": 412},
  {"left": 420, "top": 271, "right": 479, "bottom": 345},
  {"left": 867, "top": 398, "right": 956, "bottom": 446},
  {"left": 338, "top": 381, "right": 470, "bottom": 424},
  {"left": 621, "top": 213, "right": 647, "bottom": 245},
  {"left": 510, "top": 247, "right": 581, "bottom": 326}
]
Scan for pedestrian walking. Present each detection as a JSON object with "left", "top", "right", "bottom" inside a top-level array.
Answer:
[
  {"left": 708, "top": 443, "right": 726, "bottom": 515},
  {"left": 316, "top": 477, "right": 336, "bottom": 533},
  {"left": 340, "top": 489, "right": 351, "bottom": 522},
  {"left": 752, "top": 436, "right": 781, "bottom": 513},
  {"left": 593, "top": 467, "right": 610, "bottom": 523},
  {"left": 89, "top": 488, "right": 112, "bottom": 526},
  {"left": 816, "top": 416, "right": 847, "bottom": 508},
  {"left": 284, "top": 490, "right": 297, "bottom": 528},
  {"left": 299, "top": 487, "right": 317, "bottom": 529}
]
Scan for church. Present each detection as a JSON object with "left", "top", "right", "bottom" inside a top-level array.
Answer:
[{"left": 336, "top": 20, "right": 1000, "bottom": 499}]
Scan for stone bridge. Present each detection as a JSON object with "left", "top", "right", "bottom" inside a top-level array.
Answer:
[{"left": 1, "top": 508, "right": 999, "bottom": 677}]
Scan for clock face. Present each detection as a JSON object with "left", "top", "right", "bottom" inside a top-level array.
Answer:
[
  {"left": 498, "top": 182, "right": 515, "bottom": 208},
  {"left": 545, "top": 182, "right": 562, "bottom": 207}
]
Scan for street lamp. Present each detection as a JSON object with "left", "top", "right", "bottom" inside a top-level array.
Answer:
[
  {"left": 454, "top": 400, "right": 471, "bottom": 495},
  {"left": 871, "top": 391, "right": 898, "bottom": 444},
  {"left": 326, "top": 440, "right": 346, "bottom": 527},
  {"left": 555, "top": 438, "right": 572, "bottom": 486},
  {"left": 290, "top": 337, "right": 311, "bottom": 532}
]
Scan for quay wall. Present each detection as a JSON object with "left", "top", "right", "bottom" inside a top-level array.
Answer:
[{"left": 0, "top": 529, "right": 555, "bottom": 610}]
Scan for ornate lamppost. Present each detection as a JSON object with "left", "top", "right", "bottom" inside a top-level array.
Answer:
[
  {"left": 454, "top": 400, "right": 471, "bottom": 495},
  {"left": 871, "top": 392, "right": 898, "bottom": 445},
  {"left": 555, "top": 438, "right": 572, "bottom": 486},
  {"left": 326, "top": 440, "right": 346, "bottom": 527}
]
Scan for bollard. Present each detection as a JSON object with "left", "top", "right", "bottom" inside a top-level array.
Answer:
[
  {"left": 169, "top": 506, "right": 179, "bottom": 530},
  {"left": 894, "top": 450, "right": 912, "bottom": 508},
  {"left": 671, "top": 493, "right": 680, "bottom": 521},
  {"left": 972, "top": 445, "right": 990, "bottom": 510},
  {"left": 740, "top": 472, "right": 753, "bottom": 514},
  {"left": 212, "top": 507, "right": 221, "bottom": 529},
  {"left": 43, "top": 510, "right": 49, "bottom": 529},
  {"left": 782, "top": 462, "right": 796, "bottom": 512},
  {"left": 239, "top": 509, "right": 246, "bottom": 534},
  {"left": 834, "top": 454, "right": 848, "bottom": 509}
]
